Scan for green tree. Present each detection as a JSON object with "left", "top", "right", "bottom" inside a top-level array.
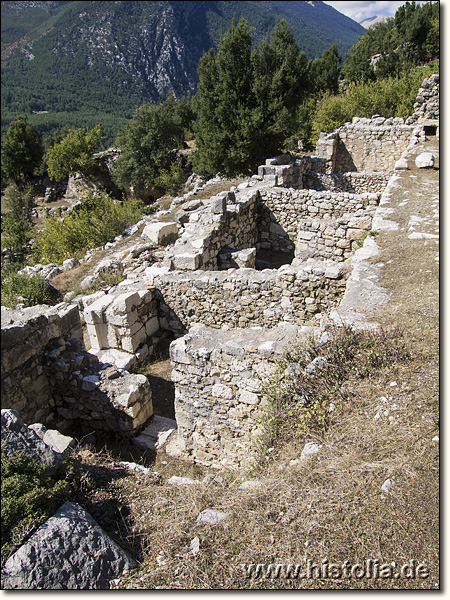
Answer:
[
  {"left": 46, "top": 125, "right": 102, "bottom": 181},
  {"left": 112, "top": 93, "right": 185, "bottom": 196},
  {"left": 309, "top": 44, "right": 342, "bottom": 95},
  {"left": 1, "top": 116, "right": 43, "bottom": 185},
  {"left": 1, "top": 184, "right": 35, "bottom": 268},
  {"left": 252, "top": 20, "right": 309, "bottom": 160},
  {"left": 193, "top": 16, "right": 257, "bottom": 177}
]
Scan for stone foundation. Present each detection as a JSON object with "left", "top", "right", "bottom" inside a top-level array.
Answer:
[{"left": 168, "top": 323, "right": 313, "bottom": 469}]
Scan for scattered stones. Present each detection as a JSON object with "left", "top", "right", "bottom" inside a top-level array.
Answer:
[
  {"left": 168, "top": 476, "right": 202, "bottom": 486},
  {"left": 394, "top": 158, "right": 408, "bottom": 170},
  {"left": 300, "top": 442, "right": 321, "bottom": 461},
  {"left": 189, "top": 537, "right": 200, "bottom": 555},
  {"left": 381, "top": 478, "right": 393, "bottom": 493},
  {"left": 239, "top": 480, "right": 263, "bottom": 490}
]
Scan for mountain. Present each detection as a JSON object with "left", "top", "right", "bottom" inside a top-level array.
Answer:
[
  {"left": 1, "top": 1, "right": 365, "bottom": 145},
  {"left": 359, "top": 15, "right": 389, "bottom": 29}
]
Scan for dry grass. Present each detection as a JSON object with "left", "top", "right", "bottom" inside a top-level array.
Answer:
[{"left": 62, "top": 331, "right": 438, "bottom": 589}]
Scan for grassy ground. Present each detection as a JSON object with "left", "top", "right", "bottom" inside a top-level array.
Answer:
[{"left": 56, "top": 138, "right": 439, "bottom": 589}]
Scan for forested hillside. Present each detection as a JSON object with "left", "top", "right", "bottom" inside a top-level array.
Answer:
[{"left": 1, "top": 0, "right": 365, "bottom": 145}]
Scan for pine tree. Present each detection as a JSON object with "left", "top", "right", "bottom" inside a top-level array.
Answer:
[
  {"left": 252, "top": 20, "right": 309, "bottom": 159},
  {"left": 193, "top": 17, "right": 257, "bottom": 177}
]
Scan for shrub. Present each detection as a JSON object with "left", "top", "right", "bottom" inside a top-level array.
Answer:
[
  {"left": 310, "top": 66, "right": 438, "bottom": 147},
  {"left": 1, "top": 452, "right": 72, "bottom": 566},
  {"left": 34, "top": 191, "right": 143, "bottom": 263},
  {"left": 1, "top": 272, "right": 58, "bottom": 307}
]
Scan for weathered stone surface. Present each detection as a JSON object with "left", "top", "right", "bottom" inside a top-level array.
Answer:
[
  {"left": 168, "top": 476, "right": 201, "bottom": 486},
  {"left": 142, "top": 222, "right": 179, "bottom": 246},
  {"left": 28, "top": 423, "right": 75, "bottom": 454},
  {"left": 170, "top": 323, "right": 317, "bottom": 468},
  {"left": 415, "top": 152, "right": 435, "bottom": 168},
  {"left": 1, "top": 410, "right": 59, "bottom": 476},
  {"left": 300, "top": 442, "right": 321, "bottom": 461},
  {"left": 1, "top": 502, "right": 137, "bottom": 589},
  {"left": 133, "top": 415, "right": 177, "bottom": 451},
  {"left": 196, "top": 509, "right": 228, "bottom": 524}
]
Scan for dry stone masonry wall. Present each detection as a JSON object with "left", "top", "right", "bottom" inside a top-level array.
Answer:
[
  {"left": 153, "top": 260, "right": 346, "bottom": 331},
  {"left": 1, "top": 304, "right": 152, "bottom": 435},
  {"left": 1, "top": 76, "right": 439, "bottom": 465},
  {"left": 168, "top": 323, "right": 310, "bottom": 469}
]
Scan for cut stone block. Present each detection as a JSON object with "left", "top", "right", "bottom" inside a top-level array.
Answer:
[
  {"left": 133, "top": 415, "right": 177, "bottom": 451},
  {"left": 142, "top": 222, "right": 179, "bottom": 246}
]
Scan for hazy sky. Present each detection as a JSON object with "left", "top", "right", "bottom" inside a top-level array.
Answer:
[{"left": 323, "top": 1, "right": 429, "bottom": 23}]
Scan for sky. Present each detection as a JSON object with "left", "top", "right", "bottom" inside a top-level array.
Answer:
[{"left": 323, "top": 1, "right": 430, "bottom": 23}]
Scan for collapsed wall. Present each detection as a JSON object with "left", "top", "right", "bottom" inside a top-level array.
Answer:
[{"left": 1, "top": 304, "right": 153, "bottom": 434}]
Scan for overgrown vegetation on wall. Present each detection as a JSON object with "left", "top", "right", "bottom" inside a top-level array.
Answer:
[{"left": 264, "top": 325, "right": 411, "bottom": 440}]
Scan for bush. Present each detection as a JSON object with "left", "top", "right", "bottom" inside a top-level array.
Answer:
[
  {"left": 310, "top": 66, "right": 438, "bottom": 147},
  {"left": 1, "top": 272, "right": 58, "bottom": 307},
  {"left": 1, "top": 452, "right": 72, "bottom": 566},
  {"left": 34, "top": 191, "right": 144, "bottom": 263}
]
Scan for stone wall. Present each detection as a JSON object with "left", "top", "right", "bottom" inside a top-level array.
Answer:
[
  {"left": 412, "top": 74, "right": 439, "bottom": 123},
  {"left": 1, "top": 304, "right": 83, "bottom": 425},
  {"left": 154, "top": 260, "right": 347, "bottom": 331},
  {"left": 167, "top": 190, "right": 259, "bottom": 271},
  {"left": 322, "top": 117, "right": 414, "bottom": 173},
  {"left": 258, "top": 187, "right": 379, "bottom": 255},
  {"left": 44, "top": 337, "right": 153, "bottom": 436},
  {"left": 305, "top": 171, "right": 390, "bottom": 194},
  {"left": 1, "top": 304, "right": 152, "bottom": 434},
  {"left": 168, "top": 323, "right": 311, "bottom": 469}
]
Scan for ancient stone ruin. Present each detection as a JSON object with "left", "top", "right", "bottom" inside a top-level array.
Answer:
[{"left": 1, "top": 75, "right": 439, "bottom": 470}]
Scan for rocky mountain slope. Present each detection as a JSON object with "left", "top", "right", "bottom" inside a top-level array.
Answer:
[{"left": 1, "top": 1, "right": 364, "bottom": 139}]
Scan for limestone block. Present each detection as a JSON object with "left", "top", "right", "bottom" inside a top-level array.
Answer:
[
  {"left": 212, "top": 383, "right": 233, "bottom": 400},
  {"left": 394, "top": 158, "right": 408, "bottom": 170},
  {"left": 85, "top": 322, "right": 109, "bottom": 350},
  {"left": 91, "top": 348, "right": 137, "bottom": 371},
  {"left": 142, "top": 222, "right": 179, "bottom": 246},
  {"left": 170, "top": 337, "right": 191, "bottom": 365},
  {"left": 1, "top": 502, "right": 137, "bottom": 589},
  {"left": 83, "top": 295, "right": 115, "bottom": 325},
  {"left": 133, "top": 415, "right": 177, "bottom": 451},
  {"left": 210, "top": 195, "right": 226, "bottom": 215},
  {"left": 415, "top": 152, "right": 435, "bottom": 168},
  {"left": 171, "top": 253, "right": 201, "bottom": 271},
  {"left": 238, "top": 390, "right": 259, "bottom": 405},
  {"left": 346, "top": 228, "right": 367, "bottom": 241},
  {"left": 145, "top": 316, "right": 159, "bottom": 337},
  {"left": 119, "top": 325, "right": 147, "bottom": 354}
]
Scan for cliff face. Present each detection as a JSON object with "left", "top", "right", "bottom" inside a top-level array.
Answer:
[{"left": 1, "top": 1, "right": 364, "bottom": 109}]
